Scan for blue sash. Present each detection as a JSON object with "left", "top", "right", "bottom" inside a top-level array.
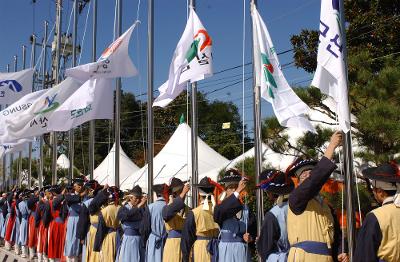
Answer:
[
  {"left": 167, "top": 230, "right": 182, "bottom": 238},
  {"left": 292, "top": 241, "right": 331, "bottom": 256}
]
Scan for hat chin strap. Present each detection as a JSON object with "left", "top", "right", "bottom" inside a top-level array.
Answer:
[{"left": 393, "top": 185, "right": 400, "bottom": 208}]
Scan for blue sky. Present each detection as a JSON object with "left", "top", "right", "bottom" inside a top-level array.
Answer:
[{"left": 0, "top": 0, "right": 320, "bottom": 133}]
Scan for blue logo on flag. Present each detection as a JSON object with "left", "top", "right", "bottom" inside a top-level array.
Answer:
[
  {"left": 0, "top": 80, "right": 23, "bottom": 93},
  {"left": 332, "top": 0, "right": 339, "bottom": 11}
]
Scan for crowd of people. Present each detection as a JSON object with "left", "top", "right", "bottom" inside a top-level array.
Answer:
[{"left": 0, "top": 131, "right": 398, "bottom": 262}]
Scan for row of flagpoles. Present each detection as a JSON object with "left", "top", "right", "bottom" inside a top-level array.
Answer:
[{"left": 0, "top": 0, "right": 356, "bottom": 256}]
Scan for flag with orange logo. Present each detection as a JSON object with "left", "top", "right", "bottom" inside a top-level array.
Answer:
[{"left": 153, "top": 8, "right": 213, "bottom": 107}]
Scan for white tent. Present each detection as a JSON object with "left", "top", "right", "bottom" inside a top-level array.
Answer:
[
  {"left": 94, "top": 143, "right": 140, "bottom": 186},
  {"left": 226, "top": 144, "right": 296, "bottom": 171},
  {"left": 121, "top": 123, "right": 229, "bottom": 192},
  {"left": 57, "top": 154, "right": 70, "bottom": 169}
]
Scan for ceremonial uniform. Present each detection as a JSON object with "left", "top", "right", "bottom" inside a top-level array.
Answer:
[
  {"left": 37, "top": 198, "right": 52, "bottom": 261},
  {"left": 0, "top": 196, "right": 6, "bottom": 242},
  {"left": 286, "top": 157, "right": 343, "bottom": 262},
  {"left": 256, "top": 169, "right": 294, "bottom": 262},
  {"left": 181, "top": 177, "right": 220, "bottom": 262},
  {"left": 93, "top": 187, "right": 122, "bottom": 262},
  {"left": 354, "top": 163, "right": 400, "bottom": 262},
  {"left": 4, "top": 197, "right": 17, "bottom": 245},
  {"left": 116, "top": 202, "right": 144, "bottom": 262},
  {"left": 48, "top": 194, "right": 67, "bottom": 260},
  {"left": 64, "top": 193, "right": 83, "bottom": 259},
  {"left": 17, "top": 196, "right": 30, "bottom": 257},
  {"left": 141, "top": 184, "right": 167, "bottom": 262},
  {"left": 162, "top": 196, "right": 186, "bottom": 262},
  {"left": 27, "top": 195, "right": 39, "bottom": 258}
]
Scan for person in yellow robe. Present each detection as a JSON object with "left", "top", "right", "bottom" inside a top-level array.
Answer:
[
  {"left": 181, "top": 176, "right": 220, "bottom": 262},
  {"left": 286, "top": 131, "right": 348, "bottom": 262},
  {"left": 92, "top": 186, "right": 123, "bottom": 262},
  {"left": 354, "top": 162, "right": 400, "bottom": 262},
  {"left": 162, "top": 178, "right": 190, "bottom": 262}
]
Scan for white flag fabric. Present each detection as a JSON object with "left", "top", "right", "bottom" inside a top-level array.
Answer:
[
  {"left": 0, "top": 90, "right": 47, "bottom": 136},
  {"left": 65, "top": 21, "right": 139, "bottom": 81},
  {"left": 1, "top": 77, "right": 83, "bottom": 143},
  {"left": 0, "top": 69, "right": 34, "bottom": 107},
  {"left": 153, "top": 8, "right": 213, "bottom": 107},
  {"left": 47, "top": 78, "right": 113, "bottom": 131},
  {"left": 0, "top": 138, "right": 32, "bottom": 158},
  {"left": 311, "top": 0, "right": 350, "bottom": 132},
  {"left": 251, "top": 6, "right": 316, "bottom": 133}
]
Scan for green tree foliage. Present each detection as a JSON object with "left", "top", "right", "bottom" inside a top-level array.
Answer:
[{"left": 268, "top": 0, "right": 400, "bottom": 164}]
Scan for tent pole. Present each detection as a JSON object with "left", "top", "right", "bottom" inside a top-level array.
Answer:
[
  {"left": 89, "top": 0, "right": 97, "bottom": 180},
  {"left": 147, "top": 0, "right": 154, "bottom": 201}
]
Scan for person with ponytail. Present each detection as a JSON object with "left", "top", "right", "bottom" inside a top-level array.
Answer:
[{"left": 181, "top": 176, "right": 220, "bottom": 262}]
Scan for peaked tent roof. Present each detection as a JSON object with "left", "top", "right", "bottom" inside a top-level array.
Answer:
[
  {"left": 57, "top": 154, "right": 70, "bottom": 169},
  {"left": 94, "top": 143, "right": 140, "bottom": 186},
  {"left": 120, "top": 123, "right": 229, "bottom": 192}
]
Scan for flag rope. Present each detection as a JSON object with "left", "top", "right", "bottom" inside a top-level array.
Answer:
[
  {"left": 77, "top": 1, "right": 92, "bottom": 66},
  {"left": 34, "top": 23, "right": 55, "bottom": 70}
]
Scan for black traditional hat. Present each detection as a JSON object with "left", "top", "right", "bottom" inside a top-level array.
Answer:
[
  {"left": 257, "top": 169, "right": 294, "bottom": 195},
  {"left": 286, "top": 158, "right": 318, "bottom": 178},
  {"left": 84, "top": 180, "right": 100, "bottom": 190},
  {"left": 193, "top": 177, "right": 215, "bottom": 194},
  {"left": 72, "top": 177, "right": 86, "bottom": 186},
  {"left": 362, "top": 162, "right": 400, "bottom": 184},
  {"left": 107, "top": 186, "right": 124, "bottom": 203},
  {"left": 169, "top": 178, "right": 185, "bottom": 194},
  {"left": 218, "top": 169, "right": 242, "bottom": 186},
  {"left": 49, "top": 185, "right": 62, "bottom": 195},
  {"left": 40, "top": 185, "right": 52, "bottom": 192},
  {"left": 129, "top": 185, "right": 143, "bottom": 197},
  {"left": 152, "top": 183, "right": 168, "bottom": 195}
]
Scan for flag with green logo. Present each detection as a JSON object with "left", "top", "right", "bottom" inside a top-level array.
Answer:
[
  {"left": 251, "top": 5, "right": 315, "bottom": 133},
  {"left": 153, "top": 7, "right": 213, "bottom": 107}
]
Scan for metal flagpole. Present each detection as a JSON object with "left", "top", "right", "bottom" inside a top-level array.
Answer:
[
  {"left": 52, "top": 0, "right": 63, "bottom": 184},
  {"left": 10, "top": 56, "right": 17, "bottom": 188},
  {"left": 68, "top": 0, "right": 78, "bottom": 183},
  {"left": 250, "top": 0, "right": 264, "bottom": 235},
  {"left": 88, "top": 0, "right": 97, "bottom": 180},
  {"left": 39, "top": 21, "right": 48, "bottom": 189},
  {"left": 114, "top": 0, "right": 122, "bottom": 187},
  {"left": 28, "top": 35, "right": 37, "bottom": 189},
  {"left": 19, "top": 45, "right": 27, "bottom": 187},
  {"left": 6, "top": 64, "right": 10, "bottom": 190},
  {"left": 339, "top": 0, "right": 356, "bottom": 257},
  {"left": 147, "top": 0, "right": 154, "bottom": 202},
  {"left": 189, "top": 0, "right": 199, "bottom": 208}
]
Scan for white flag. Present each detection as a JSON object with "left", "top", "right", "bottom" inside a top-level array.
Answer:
[
  {"left": 47, "top": 78, "right": 113, "bottom": 131},
  {"left": 251, "top": 6, "right": 315, "bottom": 133},
  {"left": 153, "top": 8, "right": 213, "bottom": 107},
  {"left": 1, "top": 77, "right": 83, "bottom": 143},
  {"left": 0, "top": 89, "right": 47, "bottom": 136},
  {"left": 66, "top": 21, "right": 139, "bottom": 81},
  {"left": 0, "top": 138, "right": 32, "bottom": 158},
  {"left": 0, "top": 69, "right": 34, "bottom": 107},
  {"left": 311, "top": 0, "right": 350, "bottom": 132}
]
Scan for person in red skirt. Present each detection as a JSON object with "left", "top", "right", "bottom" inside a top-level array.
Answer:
[
  {"left": 48, "top": 185, "right": 68, "bottom": 262},
  {"left": 27, "top": 187, "right": 40, "bottom": 259},
  {"left": 4, "top": 187, "right": 18, "bottom": 251},
  {"left": 36, "top": 186, "right": 52, "bottom": 262}
]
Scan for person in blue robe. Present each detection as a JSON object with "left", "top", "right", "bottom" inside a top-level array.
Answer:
[
  {"left": 64, "top": 178, "right": 86, "bottom": 262},
  {"left": 116, "top": 185, "right": 147, "bottom": 262},
  {"left": 140, "top": 183, "right": 168, "bottom": 262},
  {"left": 256, "top": 169, "right": 294, "bottom": 262},
  {"left": 0, "top": 193, "right": 7, "bottom": 246},
  {"left": 18, "top": 190, "right": 32, "bottom": 258},
  {"left": 214, "top": 169, "right": 257, "bottom": 262}
]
